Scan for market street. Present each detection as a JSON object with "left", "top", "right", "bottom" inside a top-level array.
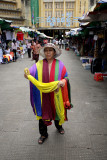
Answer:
[{"left": 0, "top": 49, "right": 107, "bottom": 160}]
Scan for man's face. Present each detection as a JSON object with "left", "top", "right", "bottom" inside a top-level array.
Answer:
[{"left": 44, "top": 47, "right": 56, "bottom": 61}]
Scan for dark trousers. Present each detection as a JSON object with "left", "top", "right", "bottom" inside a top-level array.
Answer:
[
  {"left": 39, "top": 119, "right": 62, "bottom": 137},
  {"left": 13, "top": 49, "right": 17, "bottom": 61},
  {"left": 28, "top": 48, "right": 31, "bottom": 58}
]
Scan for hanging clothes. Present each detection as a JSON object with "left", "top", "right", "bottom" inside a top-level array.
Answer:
[{"left": 17, "top": 31, "right": 24, "bottom": 41}]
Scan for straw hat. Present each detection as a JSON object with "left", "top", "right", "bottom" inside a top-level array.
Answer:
[{"left": 39, "top": 43, "right": 62, "bottom": 58}]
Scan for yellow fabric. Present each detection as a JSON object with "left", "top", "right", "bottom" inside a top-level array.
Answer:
[
  {"left": 36, "top": 60, "right": 43, "bottom": 105},
  {"left": 27, "top": 75, "right": 59, "bottom": 93},
  {"left": 24, "top": 68, "right": 65, "bottom": 125},
  {"left": 20, "top": 47, "right": 23, "bottom": 51},
  {"left": 54, "top": 88, "right": 65, "bottom": 125}
]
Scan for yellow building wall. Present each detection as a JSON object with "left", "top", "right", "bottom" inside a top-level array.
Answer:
[
  {"left": 16, "top": 0, "right": 21, "bottom": 9},
  {"left": 16, "top": 0, "right": 32, "bottom": 27}
]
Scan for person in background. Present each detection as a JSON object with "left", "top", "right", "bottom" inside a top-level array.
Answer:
[
  {"left": 4, "top": 46, "right": 12, "bottom": 61},
  {"left": 20, "top": 43, "right": 24, "bottom": 59},
  {"left": 0, "top": 41, "right": 3, "bottom": 63},
  {"left": 33, "top": 40, "right": 41, "bottom": 63},
  {"left": 31, "top": 40, "right": 36, "bottom": 60},
  {"left": 55, "top": 39, "right": 59, "bottom": 47},
  {"left": 5, "top": 46, "right": 10, "bottom": 55},
  {"left": 59, "top": 39, "right": 62, "bottom": 49},
  {"left": 27, "top": 40, "right": 31, "bottom": 58},
  {"left": 11, "top": 39, "right": 17, "bottom": 62}
]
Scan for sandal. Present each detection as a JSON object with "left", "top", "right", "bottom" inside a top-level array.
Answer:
[
  {"left": 38, "top": 134, "right": 48, "bottom": 144},
  {"left": 58, "top": 128, "right": 65, "bottom": 134}
]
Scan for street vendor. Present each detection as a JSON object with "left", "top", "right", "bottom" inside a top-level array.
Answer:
[{"left": 24, "top": 43, "right": 72, "bottom": 144}]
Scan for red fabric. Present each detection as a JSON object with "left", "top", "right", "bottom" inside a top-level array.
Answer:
[
  {"left": 61, "top": 80, "right": 71, "bottom": 109},
  {"left": 10, "top": 52, "right": 14, "bottom": 58},
  {"left": 42, "top": 59, "right": 54, "bottom": 122},
  {"left": 49, "top": 59, "right": 56, "bottom": 120},
  {"left": 43, "top": 39, "right": 48, "bottom": 44},
  {"left": 61, "top": 66, "right": 67, "bottom": 79},
  {"left": 17, "top": 32, "right": 24, "bottom": 40}
]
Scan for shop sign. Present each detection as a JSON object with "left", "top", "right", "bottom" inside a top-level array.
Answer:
[{"left": 35, "top": 12, "right": 80, "bottom": 27}]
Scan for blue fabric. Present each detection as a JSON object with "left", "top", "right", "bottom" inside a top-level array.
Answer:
[
  {"left": 32, "top": 68, "right": 42, "bottom": 116},
  {"left": 64, "top": 72, "right": 68, "bottom": 78}
]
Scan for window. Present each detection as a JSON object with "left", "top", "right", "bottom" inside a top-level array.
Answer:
[
  {"left": 55, "top": 3, "right": 61, "bottom": 9},
  {"left": 69, "top": 2, "right": 72, "bottom": 8},
  {"left": 72, "top": 2, "right": 74, "bottom": 8},
  {"left": 55, "top": 3, "right": 57, "bottom": 9},
  {"left": 45, "top": 2, "right": 52, "bottom": 9},
  {"left": 45, "top": 11, "right": 47, "bottom": 17},
  {"left": 48, "top": 11, "right": 52, "bottom": 17},
  {"left": 61, "top": 11, "right": 63, "bottom": 17},
  {"left": 79, "top": 1, "right": 81, "bottom": 13},
  {"left": 45, "top": 3, "right": 47, "bottom": 9},
  {"left": 61, "top": 3, "right": 63, "bottom": 9},
  {"left": 66, "top": 2, "right": 72, "bottom": 9},
  {"left": 49, "top": 3, "right": 52, "bottom": 9}
]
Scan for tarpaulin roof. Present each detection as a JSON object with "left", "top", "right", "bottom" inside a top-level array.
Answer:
[
  {"left": 39, "top": 32, "right": 53, "bottom": 39},
  {"left": 20, "top": 27, "right": 35, "bottom": 32},
  {"left": 80, "top": 22, "right": 90, "bottom": 27},
  {"left": 94, "top": 0, "right": 107, "bottom": 11},
  {"left": 0, "top": 18, "right": 12, "bottom": 30},
  {"left": 0, "top": 18, "right": 12, "bottom": 25},
  {"left": 78, "top": 0, "right": 107, "bottom": 23},
  {"left": 98, "top": 0, "right": 107, "bottom": 3}
]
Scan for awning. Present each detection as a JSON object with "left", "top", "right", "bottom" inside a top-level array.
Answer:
[
  {"left": 98, "top": 0, "right": 107, "bottom": 3},
  {"left": 39, "top": 33, "right": 53, "bottom": 39},
  {"left": 20, "top": 27, "right": 35, "bottom": 32},
  {"left": 0, "top": 18, "right": 12, "bottom": 30},
  {"left": 80, "top": 22, "right": 90, "bottom": 27},
  {"left": 78, "top": 0, "right": 107, "bottom": 23}
]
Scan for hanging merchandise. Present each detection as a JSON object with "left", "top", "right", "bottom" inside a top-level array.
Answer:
[
  {"left": 6, "top": 31, "right": 12, "bottom": 40},
  {"left": 12, "top": 32, "right": 16, "bottom": 41},
  {"left": 17, "top": 31, "right": 24, "bottom": 41},
  {"left": 93, "top": 35, "right": 98, "bottom": 41}
]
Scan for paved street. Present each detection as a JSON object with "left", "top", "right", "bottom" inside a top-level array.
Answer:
[{"left": 0, "top": 49, "right": 107, "bottom": 160}]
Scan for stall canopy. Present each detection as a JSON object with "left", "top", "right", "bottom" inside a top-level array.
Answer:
[
  {"left": 20, "top": 27, "right": 34, "bottom": 32},
  {"left": 78, "top": 0, "right": 107, "bottom": 23},
  {"left": 0, "top": 18, "right": 12, "bottom": 30},
  {"left": 39, "top": 32, "right": 53, "bottom": 39},
  {"left": 98, "top": 0, "right": 107, "bottom": 3}
]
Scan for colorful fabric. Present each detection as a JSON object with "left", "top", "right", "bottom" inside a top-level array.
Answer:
[
  {"left": 3, "top": 55, "right": 10, "bottom": 62},
  {"left": 28, "top": 59, "right": 71, "bottom": 125}
]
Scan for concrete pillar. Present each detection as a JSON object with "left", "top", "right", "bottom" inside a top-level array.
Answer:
[{"left": 53, "top": 0, "right": 54, "bottom": 17}]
